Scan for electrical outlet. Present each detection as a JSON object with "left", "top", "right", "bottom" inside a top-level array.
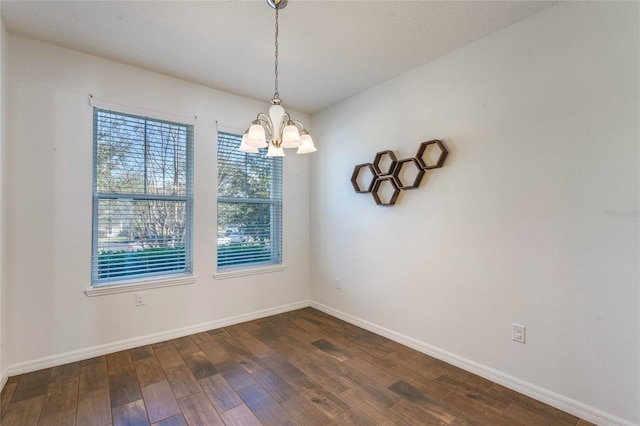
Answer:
[
  {"left": 512, "top": 323, "right": 525, "bottom": 343},
  {"left": 336, "top": 278, "right": 341, "bottom": 289},
  {"left": 135, "top": 292, "right": 146, "bottom": 306}
]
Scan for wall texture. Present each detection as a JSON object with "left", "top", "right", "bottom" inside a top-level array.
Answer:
[
  {"left": 6, "top": 36, "right": 311, "bottom": 372},
  {"left": 310, "top": 2, "right": 638, "bottom": 424}
]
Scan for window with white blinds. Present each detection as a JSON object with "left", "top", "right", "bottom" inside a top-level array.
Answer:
[
  {"left": 92, "top": 108, "right": 194, "bottom": 286},
  {"left": 217, "top": 132, "right": 282, "bottom": 270}
]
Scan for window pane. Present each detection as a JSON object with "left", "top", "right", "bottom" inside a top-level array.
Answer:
[
  {"left": 94, "top": 198, "right": 189, "bottom": 281},
  {"left": 95, "top": 110, "right": 188, "bottom": 196}
]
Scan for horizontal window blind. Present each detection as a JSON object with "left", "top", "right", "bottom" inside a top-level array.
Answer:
[
  {"left": 217, "top": 132, "right": 282, "bottom": 269},
  {"left": 92, "top": 108, "right": 193, "bottom": 285}
]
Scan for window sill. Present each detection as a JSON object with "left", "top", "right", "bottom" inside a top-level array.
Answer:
[
  {"left": 85, "top": 274, "right": 197, "bottom": 297},
  {"left": 214, "top": 264, "right": 285, "bottom": 280}
]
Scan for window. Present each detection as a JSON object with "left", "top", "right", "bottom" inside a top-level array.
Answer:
[
  {"left": 91, "top": 108, "right": 194, "bottom": 286},
  {"left": 217, "top": 132, "right": 282, "bottom": 270}
]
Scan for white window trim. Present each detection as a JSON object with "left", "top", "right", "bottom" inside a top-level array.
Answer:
[
  {"left": 85, "top": 274, "right": 197, "bottom": 297},
  {"left": 213, "top": 264, "right": 285, "bottom": 280}
]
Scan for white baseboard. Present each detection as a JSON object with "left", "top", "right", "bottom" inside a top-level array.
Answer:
[
  {"left": 310, "top": 301, "right": 637, "bottom": 426},
  {"left": 0, "top": 369, "right": 7, "bottom": 393},
  {"left": 7, "top": 300, "right": 311, "bottom": 377}
]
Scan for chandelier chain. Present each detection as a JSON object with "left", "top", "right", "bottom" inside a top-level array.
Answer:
[{"left": 274, "top": 7, "right": 279, "bottom": 101}]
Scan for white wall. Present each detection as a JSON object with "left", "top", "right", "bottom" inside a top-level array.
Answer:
[
  {"left": 310, "top": 2, "right": 638, "bottom": 424},
  {"left": 0, "top": 18, "right": 7, "bottom": 386},
  {"left": 6, "top": 36, "right": 310, "bottom": 370}
]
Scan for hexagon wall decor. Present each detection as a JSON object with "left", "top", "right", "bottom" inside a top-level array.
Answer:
[
  {"left": 351, "top": 140, "right": 449, "bottom": 206},
  {"left": 372, "top": 150, "right": 397, "bottom": 176},
  {"left": 371, "top": 177, "right": 400, "bottom": 206},
  {"left": 416, "top": 139, "right": 448, "bottom": 170},
  {"left": 350, "top": 163, "right": 377, "bottom": 193},
  {"left": 393, "top": 158, "right": 425, "bottom": 190}
]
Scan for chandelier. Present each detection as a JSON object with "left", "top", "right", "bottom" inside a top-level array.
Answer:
[{"left": 239, "top": 0, "right": 316, "bottom": 157}]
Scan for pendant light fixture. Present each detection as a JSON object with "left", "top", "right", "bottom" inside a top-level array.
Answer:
[{"left": 239, "top": 0, "right": 316, "bottom": 157}]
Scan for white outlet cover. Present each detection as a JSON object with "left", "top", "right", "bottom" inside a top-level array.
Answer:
[
  {"left": 512, "top": 324, "right": 525, "bottom": 343},
  {"left": 136, "top": 292, "right": 145, "bottom": 306}
]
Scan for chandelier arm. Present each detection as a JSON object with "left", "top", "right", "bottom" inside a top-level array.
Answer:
[
  {"left": 278, "top": 112, "right": 293, "bottom": 138},
  {"left": 260, "top": 112, "right": 285, "bottom": 143},
  {"left": 291, "top": 120, "right": 306, "bottom": 131},
  {"left": 256, "top": 112, "right": 270, "bottom": 122},
  {"left": 256, "top": 113, "right": 274, "bottom": 139}
]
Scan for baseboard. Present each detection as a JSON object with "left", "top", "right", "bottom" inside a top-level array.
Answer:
[
  {"left": 0, "top": 369, "right": 7, "bottom": 393},
  {"left": 7, "top": 299, "right": 311, "bottom": 377},
  {"left": 310, "top": 301, "right": 637, "bottom": 426}
]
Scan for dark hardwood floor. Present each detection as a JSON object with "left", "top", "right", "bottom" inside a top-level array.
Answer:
[{"left": 1, "top": 308, "right": 595, "bottom": 425}]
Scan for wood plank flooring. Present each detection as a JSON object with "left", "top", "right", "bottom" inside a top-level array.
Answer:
[{"left": 1, "top": 308, "right": 595, "bottom": 425}]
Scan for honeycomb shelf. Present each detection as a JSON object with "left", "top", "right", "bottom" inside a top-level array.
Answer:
[
  {"left": 350, "top": 163, "right": 377, "bottom": 193},
  {"left": 372, "top": 150, "right": 397, "bottom": 176},
  {"left": 416, "top": 139, "right": 448, "bottom": 170},
  {"left": 351, "top": 140, "right": 449, "bottom": 206},
  {"left": 393, "top": 158, "right": 425, "bottom": 190},
  {"left": 371, "top": 177, "right": 400, "bottom": 206}
]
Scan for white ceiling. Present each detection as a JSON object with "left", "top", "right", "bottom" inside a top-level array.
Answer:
[{"left": 0, "top": 0, "right": 556, "bottom": 114}]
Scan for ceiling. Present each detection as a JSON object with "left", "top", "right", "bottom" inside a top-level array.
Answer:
[{"left": 0, "top": 1, "right": 556, "bottom": 114}]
